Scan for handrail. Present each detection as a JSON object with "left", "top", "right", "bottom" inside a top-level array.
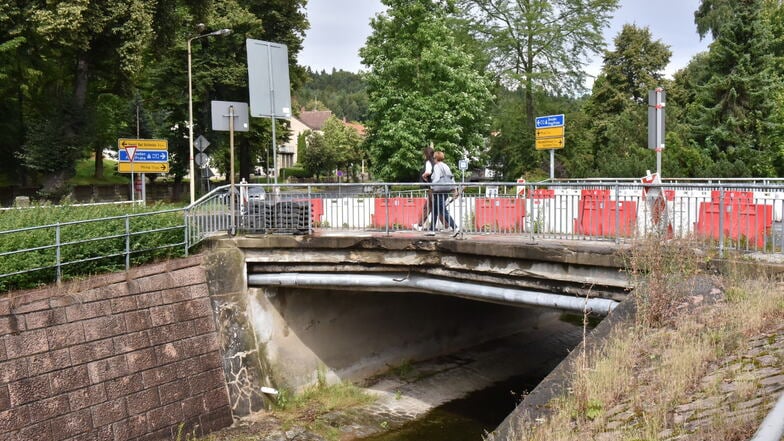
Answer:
[{"left": 4, "top": 180, "right": 784, "bottom": 292}]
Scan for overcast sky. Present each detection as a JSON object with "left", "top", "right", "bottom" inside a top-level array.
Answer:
[{"left": 299, "top": 0, "right": 711, "bottom": 80}]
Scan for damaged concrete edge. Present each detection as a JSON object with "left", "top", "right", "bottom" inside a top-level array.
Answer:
[{"left": 203, "top": 246, "right": 275, "bottom": 419}]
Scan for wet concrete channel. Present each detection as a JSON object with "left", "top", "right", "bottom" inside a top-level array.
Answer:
[{"left": 353, "top": 311, "right": 588, "bottom": 440}]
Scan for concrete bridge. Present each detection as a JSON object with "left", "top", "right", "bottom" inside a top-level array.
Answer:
[{"left": 204, "top": 233, "right": 630, "bottom": 416}]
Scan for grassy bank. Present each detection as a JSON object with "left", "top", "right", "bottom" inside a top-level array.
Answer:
[
  {"left": 512, "top": 239, "right": 784, "bottom": 440},
  {"left": 0, "top": 202, "right": 187, "bottom": 291}
]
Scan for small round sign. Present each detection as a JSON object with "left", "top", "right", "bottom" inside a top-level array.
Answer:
[{"left": 195, "top": 153, "right": 209, "bottom": 167}]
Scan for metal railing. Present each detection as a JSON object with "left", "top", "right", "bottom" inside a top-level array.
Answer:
[
  {"left": 3, "top": 180, "right": 784, "bottom": 292},
  {"left": 0, "top": 207, "right": 186, "bottom": 291},
  {"left": 187, "top": 181, "right": 784, "bottom": 256}
]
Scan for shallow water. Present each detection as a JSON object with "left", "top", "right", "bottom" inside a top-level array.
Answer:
[{"left": 360, "top": 312, "right": 589, "bottom": 441}]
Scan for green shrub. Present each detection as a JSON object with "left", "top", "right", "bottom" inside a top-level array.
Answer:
[
  {"left": 0, "top": 203, "right": 186, "bottom": 292},
  {"left": 281, "top": 167, "right": 309, "bottom": 179}
]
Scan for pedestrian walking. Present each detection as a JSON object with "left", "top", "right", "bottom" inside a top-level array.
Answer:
[{"left": 426, "top": 151, "right": 459, "bottom": 237}]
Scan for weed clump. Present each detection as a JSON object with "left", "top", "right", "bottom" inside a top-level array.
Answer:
[{"left": 626, "top": 236, "right": 707, "bottom": 327}]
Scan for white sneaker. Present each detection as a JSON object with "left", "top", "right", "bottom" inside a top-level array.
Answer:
[
  {"left": 452, "top": 228, "right": 461, "bottom": 238},
  {"left": 425, "top": 231, "right": 436, "bottom": 236},
  {"left": 412, "top": 223, "right": 420, "bottom": 231}
]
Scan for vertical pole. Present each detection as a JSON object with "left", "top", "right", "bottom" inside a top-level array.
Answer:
[
  {"left": 130, "top": 166, "right": 135, "bottom": 204},
  {"left": 307, "top": 184, "right": 313, "bottom": 234},
  {"left": 125, "top": 215, "right": 130, "bottom": 272},
  {"left": 550, "top": 149, "right": 555, "bottom": 180},
  {"left": 137, "top": 103, "right": 146, "bottom": 206},
  {"left": 229, "top": 105, "right": 236, "bottom": 235},
  {"left": 385, "top": 184, "right": 390, "bottom": 236},
  {"left": 55, "top": 223, "right": 61, "bottom": 285},
  {"left": 656, "top": 87, "right": 664, "bottom": 179},
  {"left": 184, "top": 207, "right": 190, "bottom": 257},
  {"left": 614, "top": 184, "right": 620, "bottom": 244},
  {"left": 718, "top": 186, "right": 725, "bottom": 257},
  {"left": 265, "top": 42, "right": 279, "bottom": 185},
  {"left": 187, "top": 38, "right": 196, "bottom": 204}
]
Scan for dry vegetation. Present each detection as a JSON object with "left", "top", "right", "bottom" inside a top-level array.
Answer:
[{"left": 509, "top": 237, "right": 784, "bottom": 440}]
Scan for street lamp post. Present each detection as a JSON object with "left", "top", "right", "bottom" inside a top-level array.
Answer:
[{"left": 187, "top": 26, "right": 232, "bottom": 204}]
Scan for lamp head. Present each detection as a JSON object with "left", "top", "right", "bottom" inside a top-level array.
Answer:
[{"left": 212, "top": 28, "right": 232, "bottom": 37}]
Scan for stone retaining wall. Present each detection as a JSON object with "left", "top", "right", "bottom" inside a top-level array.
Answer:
[{"left": 0, "top": 256, "right": 232, "bottom": 441}]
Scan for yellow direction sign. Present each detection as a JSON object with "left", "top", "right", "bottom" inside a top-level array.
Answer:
[
  {"left": 118, "top": 162, "right": 170, "bottom": 173},
  {"left": 118, "top": 138, "right": 167, "bottom": 150},
  {"left": 535, "top": 137, "right": 565, "bottom": 150},
  {"left": 536, "top": 126, "right": 565, "bottom": 138}
]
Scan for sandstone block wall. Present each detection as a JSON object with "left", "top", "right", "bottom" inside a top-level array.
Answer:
[{"left": 0, "top": 256, "right": 232, "bottom": 441}]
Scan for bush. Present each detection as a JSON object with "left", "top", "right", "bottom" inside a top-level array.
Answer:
[
  {"left": 281, "top": 167, "right": 309, "bottom": 179},
  {"left": 0, "top": 203, "right": 187, "bottom": 292}
]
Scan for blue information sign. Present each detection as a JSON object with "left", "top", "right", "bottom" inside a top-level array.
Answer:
[
  {"left": 119, "top": 150, "right": 169, "bottom": 162},
  {"left": 535, "top": 114, "right": 565, "bottom": 128}
]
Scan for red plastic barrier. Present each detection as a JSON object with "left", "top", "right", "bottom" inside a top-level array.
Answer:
[
  {"left": 574, "top": 193, "right": 637, "bottom": 237},
  {"left": 474, "top": 198, "right": 526, "bottom": 232},
  {"left": 695, "top": 199, "right": 772, "bottom": 247},
  {"left": 311, "top": 198, "right": 324, "bottom": 224},
  {"left": 372, "top": 197, "right": 427, "bottom": 228}
]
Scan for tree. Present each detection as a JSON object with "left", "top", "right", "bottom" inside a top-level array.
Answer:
[
  {"left": 360, "top": 0, "right": 493, "bottom": 181},
  {"left": 585, "top": 24, "right": 672, "bottom": 177},
  {"left": 300, "top": 130, "right": 335, "bottom": 179},
  {"left": 30, "top": 0, "right": 156, "bottom": 183},
  {"left": 322, "top": 117, "right": 365, "bottom": 180},
  {"left": 297, "top": 69, "right": 369, "bottom": 122},
  {"left": 685, "top": 0, "right": 784, "bottom": 177},
  {"left": 458, "top": 0, "right": 619, "bottom": 126}
]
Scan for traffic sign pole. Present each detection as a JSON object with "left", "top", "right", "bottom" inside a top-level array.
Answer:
[
  {"left": 534, "top": 114, "right": 565, "bottom": 179},
  {"left": 229, "top": 106, "right": 237, "bottom": 235},
  {"left": 123, "top": 145, "right": 138, "bottom": 204}
]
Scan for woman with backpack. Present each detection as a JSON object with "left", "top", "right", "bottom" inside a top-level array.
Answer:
[{"left": 427, "top": 151, "right": 459, "bottom": 237}]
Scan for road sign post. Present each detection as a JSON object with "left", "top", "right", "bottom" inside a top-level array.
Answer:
[
  {"left": 117, "top": 139, "right": 169, "bottom": 173},
  {"left": 534, "top": 114, "right": 565, "bottom": 179},
  {"left": 247, "top": 39, "right": 292, "bottom": 185},
  {"left": 123, "top": 145, "right": 137, "bottom": 203},
  {"left": 648, "top": 88, "right": 666, "bottom": 177},
  {"left": 212, "top": 101, "right": 248, "bottom": 235},
  {"left": 118, "top": 139, "right": 169, "bottom": 205}
]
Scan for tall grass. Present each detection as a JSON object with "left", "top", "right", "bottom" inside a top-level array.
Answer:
[
  {"left": 0, "top": 202, "right": 187, "bottom": 291},
  {"left": 512, "top": 237, "right": 784, "bottom": 440}
]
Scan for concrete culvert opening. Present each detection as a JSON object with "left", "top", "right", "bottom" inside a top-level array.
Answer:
[{"left": 236, "top": 284, "right": 599, "bottom": 439}]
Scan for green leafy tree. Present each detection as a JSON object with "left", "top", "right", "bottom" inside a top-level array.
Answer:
[
  {"left": 585, "top": 24, "right": 672, "bottom": 177},
  {"left": 360, "top": 0, "right": 493, "bottom": 181},
  {"left": 685, "top": 0, "right": 784, "bottom": 177},
  {"left": 297, "top": 69, "right": 369, "bottom": 121},
  {"left": 458, "top": 0, "right": 619, "bottom": 125},
  {"left": 300, "top": 130, "right": 335, "bottom": 179},
  {"left": 29, "top": 0, "right": 156, "bottom": 182},
  {"left": 322, "top": 116, "right": 365, "bottom": 180}
]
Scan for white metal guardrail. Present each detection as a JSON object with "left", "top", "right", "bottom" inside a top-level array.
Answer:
[
  {"left": 188, "top": 181, "right": 784, "bottom": 256},
  {"left": 3, "top": 180, "right": 784, "bottom": 292}
]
